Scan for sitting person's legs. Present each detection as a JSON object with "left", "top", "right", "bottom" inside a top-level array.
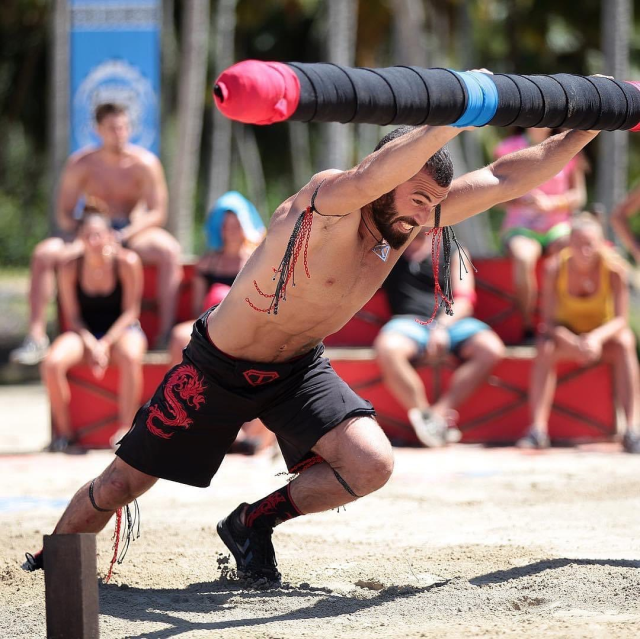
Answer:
[
  {"left": 505, "top": 232, "right": 543, "bottom": 339},
  {"left": 168, "top": 321, "right": 193, "bottom": 367},
  {"left": 127, "top": 227, "right": 182, "bottom": 348},
  {"left": 520, "top": 331, "right": 581, "bottom": 449},
  {"left": 11, "top": 237, "right": 80, "bottom": 364},
  {"left": 431, "top": 321, "right": 504, "bottom": 417},
  {"left": 109, "top": 326, "right": 147, "bottom": 434},
  {"left": 375, "top": 317, "right": 466, "bottom": 447},
  {"left": 40, "top": 331, "right": 86, "bottom": 451},
  {"left": 601, "top": 328, "right": 640, "bottom": 452}
]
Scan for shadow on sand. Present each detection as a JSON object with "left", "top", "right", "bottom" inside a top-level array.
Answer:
[
  {"left": 98, "top": 575, "right": 448, "bottom": 639},
  {"left": 470, "top": 558, "right": 640, "bottom": 587}
]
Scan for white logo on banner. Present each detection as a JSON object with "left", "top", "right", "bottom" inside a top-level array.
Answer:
[{"left": 73, "top": 59, "right": 157, "bottom": 149}]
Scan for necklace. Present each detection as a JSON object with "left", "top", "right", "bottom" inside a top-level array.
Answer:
[{"left": 361, "top": 213, "right": 390, "bottom": 262}]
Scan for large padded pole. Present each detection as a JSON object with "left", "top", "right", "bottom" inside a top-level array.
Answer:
[{"left": 214, "top": 60, "right": 640, "bottom": 131}]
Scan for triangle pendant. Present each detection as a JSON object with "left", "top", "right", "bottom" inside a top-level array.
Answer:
[{"left": 372, "top": 241, "right": 390, "bottom": 262}]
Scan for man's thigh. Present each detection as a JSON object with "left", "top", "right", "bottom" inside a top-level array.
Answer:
[
  {"left": 127, "top": 227, "right": 180, "bottom": 261},
  {"left": 378, "top": 316, "right": 430, "bottom": 358}
]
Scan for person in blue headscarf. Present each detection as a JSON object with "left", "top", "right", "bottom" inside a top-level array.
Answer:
[{"left": 169, "top": 191, "right": 266, "bottom": 366}]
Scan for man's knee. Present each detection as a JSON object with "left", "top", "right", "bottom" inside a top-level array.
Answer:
[
  {"left": 468, "top": 331, "right": 505, "bottom": 365},
  {"left": 32, "top": 238, "right": 64, "bottom": 269},
  {"left": 41, "top": 352, "right": 67, "bottom": 379},
  {"left": 338, "top": 421, "right": 394, "bottom": 496},
  {"left": 132, "top": 230, "right": 181, "bottom": 266},
  {"left": 94, "top": 460, "right": 155, "bottom": 509},
  {"left": 374, "top": 332, "right": 415, "bottom": 364}
]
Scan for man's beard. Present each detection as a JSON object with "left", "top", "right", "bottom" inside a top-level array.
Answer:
[{"left": 369, "top": 192, "right": 417, "bottom": 250}]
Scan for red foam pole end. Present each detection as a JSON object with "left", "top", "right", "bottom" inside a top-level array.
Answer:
[
  {"left": 213, "top": 60, "right": 301, "bottom": 125},
  {"left": 625, "top": 81, "right": 640, "bottom": 131}
]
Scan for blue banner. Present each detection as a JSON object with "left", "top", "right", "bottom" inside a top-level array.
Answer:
[{"left": 70, "top": 0, "right": 161, "bottom": 154}]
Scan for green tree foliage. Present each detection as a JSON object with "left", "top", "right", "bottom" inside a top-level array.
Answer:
[
  {"left": 0, "top": 0, "right": 49, "bottom": 266},
  {"left": 3, "top": 0, "right": 640, "bottom": 265}
]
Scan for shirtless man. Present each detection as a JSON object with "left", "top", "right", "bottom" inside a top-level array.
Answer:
[
  {"left": 24, "top": 124, "right": 599, "bottom": 583},
  {"left": 10, "top": 103, "right": 181, "bottom": 361}
]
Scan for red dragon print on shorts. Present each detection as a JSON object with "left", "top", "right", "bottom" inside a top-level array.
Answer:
[{"left": 146, "top": 364, "right": 207, "bottom": 439}]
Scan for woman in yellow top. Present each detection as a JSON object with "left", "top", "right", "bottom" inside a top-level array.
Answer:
[{"left": 518, "top": 212, "right": 640, "bottom": 452}]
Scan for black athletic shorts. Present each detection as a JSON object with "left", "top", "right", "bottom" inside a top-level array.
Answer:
[{"left": 116, "top": 310, "right": 376, "bottom": 487}]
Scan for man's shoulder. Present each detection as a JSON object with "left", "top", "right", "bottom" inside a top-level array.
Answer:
[
  {"left": 66, "top": 147, "right": 101, "bottom": 169},
  {"left": 124, "top": 145, "right": 162, "bottom": 169}
]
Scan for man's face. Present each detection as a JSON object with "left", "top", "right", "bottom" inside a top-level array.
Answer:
[
  {"left": 96, "top": 113, "right": 130, "bottom": 152},
  {"left": 370, "top": 170, "right": 450, "bottom": 249}
]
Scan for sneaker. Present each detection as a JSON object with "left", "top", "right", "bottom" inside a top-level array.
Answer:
[
  {"left": 9, "top": 335, "right": 50, "bottom": 366},
  {"left": 516, "top": 429, "right": 550, "bottom": 450},
  {"left": 622, "top": 431, "right": 640, "bottom": 454},
  {"left": 229, "top": 438, "right": 259, "bottom": 456},
  {"left": 22, "top": 550, "right": 43, "bottom": 572},
  {"left": 217, "top": 503, "right": 281, "bottom": 584},
  {"left": 49, "top": 436, "right": 71, "bottom": 453},
  {"left": 408, "top": 408, "right": 448, "bottom": 448},
  {"left": 445, "top": 426, "right": 463, "bottom": 444}
]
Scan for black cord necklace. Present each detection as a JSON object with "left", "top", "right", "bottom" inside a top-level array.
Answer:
[{"left": 361, "top": 212, "right": 390, "bottom": 262}]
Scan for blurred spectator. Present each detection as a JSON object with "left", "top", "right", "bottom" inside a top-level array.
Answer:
[
  {"left": 495, "top": 128, "right": 587, "bottom": 341},
  {"left": 518, "top": 212, "right": 640, "bottom": 452},
  {"left": 169, "top": 191, "right": 269, "bottom": 455},
  {"left": 374, "top": 232, "right": 505, "bottom": 447},
  {"left": 43, "top": 208, "right": 146, "bottom": 452},
  {"left": 10, "top": 103, "right": 180, "bottom": 364},
  {"left": 611, "top": 185, "right": 640, "bottom": 265}
]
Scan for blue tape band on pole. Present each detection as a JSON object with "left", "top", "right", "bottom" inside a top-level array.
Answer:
[{"left": 451, "top": 71, "right": 499, "bottom": 127}]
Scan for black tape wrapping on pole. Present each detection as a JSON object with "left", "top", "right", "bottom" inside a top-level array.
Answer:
[{"left": 286, "top": 63, "right": 640, "bottom": 130}]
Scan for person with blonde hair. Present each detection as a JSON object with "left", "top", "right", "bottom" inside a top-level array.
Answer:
[{"left": 518, "top": 211, "right": 640, "bottom": 452}]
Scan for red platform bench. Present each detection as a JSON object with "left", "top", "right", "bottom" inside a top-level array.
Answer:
[
  {"left": 55, "top": 258, "right": 617, "bottom": 448},
  {"left": 58, "top": 347, "right": 617, "bottom": 448}
]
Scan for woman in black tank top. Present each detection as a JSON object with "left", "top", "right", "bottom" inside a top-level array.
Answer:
[{"left": 42, "top": 212, "right": 146, "bottom": 451}]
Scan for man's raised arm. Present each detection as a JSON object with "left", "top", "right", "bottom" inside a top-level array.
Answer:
[
  {"left": 440, "top": 130, "right": 599, "bottom": 226},
  {"left": 312, "top": 125, "right": 463, "bottom": 216}
]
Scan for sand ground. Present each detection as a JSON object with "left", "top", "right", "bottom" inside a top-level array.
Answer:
[{"left": 1, "top": 383, "right": 640, "bottom": 638}]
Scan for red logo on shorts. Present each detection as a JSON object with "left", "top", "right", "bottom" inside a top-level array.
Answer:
[
  {"left": 146, "top": 364, "right": 207, "bottom": 439},
  {"left": 243, "top": 369, "right": 280, "bottom": 386}
]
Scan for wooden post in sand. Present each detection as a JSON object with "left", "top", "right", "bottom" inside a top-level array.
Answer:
[{"left": 43, "top": 533, "right": 99, "bottom": 639}]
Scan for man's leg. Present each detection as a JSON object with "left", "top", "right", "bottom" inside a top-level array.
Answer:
[
  {"left": 54, "top": 458, "right": 157, "bottom": 534},
  {"left": 110, "top": 329, "right": 147, "bottom": 429},
  {"left": 127, "top": 228, "right": 182, "bottom": 348},
  {"left": 507, "top": 234, "right": 542, "bottom": 337},
  {"left": 431, "top": 330, "right": 504, "bottom": 415},
  {"left": 374, "top": 330, "right": 426, "bottom": 412},
  {"left": 374, "top": 324, "right": 455, "bottom": 447},
  {"left": 168, "top": 321, "right": 194, "bottom": 367},
  {"left": 25, "top": 457, "right": 158, "bottom": 570},
  {"left": 217, "top": 416, "right": 393, "bottom": 581},
  {"left": 11, "top": 238, "right": 72, "bottom": 364}
]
